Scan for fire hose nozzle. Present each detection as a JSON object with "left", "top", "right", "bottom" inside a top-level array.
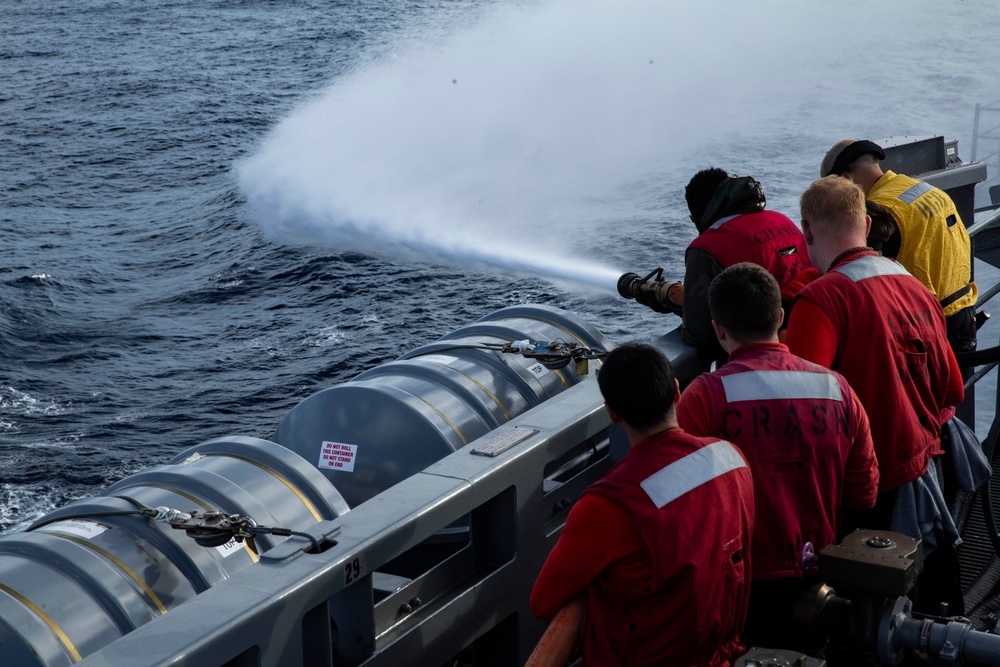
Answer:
[
  {"left": 618, "top": 267, "right": 666, "bottom": 300},
  {"left": 617, "top": 272, "right": 643, "bottom": 299},
  {"left": 618, "top": 267, "right": 683, "bottom": 314}
]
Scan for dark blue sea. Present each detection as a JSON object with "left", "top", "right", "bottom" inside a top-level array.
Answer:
[{"left": 3, "top": 0, "right": 1000, "bottom": 533}]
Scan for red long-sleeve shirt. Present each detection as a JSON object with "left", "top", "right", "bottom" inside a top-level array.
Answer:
[
  {"left": 677, "top": 342, "right": 878, "bottom": 579},
  {"left": 530, "top": 429, "right": 753, "bottom": 666},
  {"left": 529, "top": 494, "right": 647, "bottom": 620},
  {"left": 786, "top": 252, "right": 964, "bottom": 491}
]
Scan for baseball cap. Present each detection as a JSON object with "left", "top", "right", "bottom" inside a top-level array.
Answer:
[{"left": 820, "top": 139, "right": 886, "bottom": 177}]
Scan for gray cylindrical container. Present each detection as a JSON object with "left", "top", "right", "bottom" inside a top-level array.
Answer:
[
  {"left": 0, "top": 436, "right": 348, "bottom": 667},
  {"left": 274, "top": 304, "right": 609, "bottom": 508}
]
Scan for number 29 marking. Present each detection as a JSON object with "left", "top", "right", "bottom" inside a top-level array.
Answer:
[{"left": 344, "top": 557, "right": 363, "bottom": 585}]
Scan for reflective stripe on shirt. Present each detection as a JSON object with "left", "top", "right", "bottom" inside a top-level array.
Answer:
[
  {"left": 721, "top": 370, "right": 843, "bottom": 403},
  {"left": 708, "top": 214, "right": 740, "bottom": 230},
  {"left": 836, "top": 255, "right": 911, "bottom": 282},
  {"left": 640, "top": 441, "right": 747, "bottom": 509},
  {"left": 898, "top": 180, "right": 934, "bottom": 204}
]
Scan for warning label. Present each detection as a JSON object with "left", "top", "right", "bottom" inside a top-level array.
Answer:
[
  {"left": 42, "top": 520, "right": 109, "bottom": 540},
  {"left": 318, "top": 441, "right": 358, "bottom": 472}
]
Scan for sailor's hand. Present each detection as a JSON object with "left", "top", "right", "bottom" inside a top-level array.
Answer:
[
  {"left": 665, "top": 281, "right": 684, "bottom": 306},
  {"left": 646, "top": 281, "right": 684, "bottom": 315}
]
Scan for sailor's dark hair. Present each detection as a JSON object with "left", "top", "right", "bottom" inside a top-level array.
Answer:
[
  {"left": 685, "top": 168, "right": 730, "bottom": 227},
  {"left": 596, "top": 342, "right": 676, "bottom": 431},
  {"left": 866, "top": 200, "right": 899, "bottom": 257},
  {"left": 709, "top": 263, "right": 782, "bottom": 342}
]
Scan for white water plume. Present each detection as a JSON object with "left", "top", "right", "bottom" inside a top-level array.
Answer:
[{"left": 238, "top": 0, "right": 1000, "bottom": 291}]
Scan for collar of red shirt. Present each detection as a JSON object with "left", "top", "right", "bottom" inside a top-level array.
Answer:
[
  {"left": 827, "top": 247, "right": 877, "bottom": 273},
  {"left": 727, "top": 341, "right": 788, "bottom": 363}
]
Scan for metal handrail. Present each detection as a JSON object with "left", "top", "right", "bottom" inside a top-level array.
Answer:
[
  {"left": 76, "top": 379, "right": 615, "bottom": 666},
  {"left": 967, "top": 207, "right": 1000, "bottom": 239}
]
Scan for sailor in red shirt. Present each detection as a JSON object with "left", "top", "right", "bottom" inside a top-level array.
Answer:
[
  {"left": 530, "top": 343, "right": 755, "bottom": 667},
  {"left": 676, "top": 262, "right": 877, "bottom": 651},
  {"left": 633, "top": 169, "right": 813, "bottom": 360},
  {"left": 785, "top": 176, "right": 965, "bottom": 614}
]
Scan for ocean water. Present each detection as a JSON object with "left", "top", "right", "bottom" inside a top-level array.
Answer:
[{"left": 3, "top": 0, "right": 1000, "bottom": 533}]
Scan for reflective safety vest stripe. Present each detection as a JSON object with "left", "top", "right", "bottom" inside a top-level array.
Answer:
[
  {"left": 641, "top": 441, "right": 747, "bottom": 509},
  {"left": 897, "top": 180, "right": 934, "bottom": 204},
  {"left": 720, "top": 370, "right": 843, "bottom": 402},
  {"left": 708, "top": 214, "right": 740, "bottom": 230},
  {"left": 836, "top": 255, "right": 911, "bottom": 282}
]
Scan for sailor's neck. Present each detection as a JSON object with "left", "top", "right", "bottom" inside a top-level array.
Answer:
[
  {"left": 817, "top": 242, "right": 871, "bottom": 274},
  {"left": 826, "top": 246, "right": 873, "bottom": 273}
]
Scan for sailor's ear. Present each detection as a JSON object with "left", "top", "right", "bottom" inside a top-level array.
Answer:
[
  {"left": 801, "top": 219, "right": 814, "bottom": 245},
  {"left": 711, "top": 319, "right": 726, "bottom": 344},
  {"left": 604, "top": 402, "right": 621, "bottom": 424}
]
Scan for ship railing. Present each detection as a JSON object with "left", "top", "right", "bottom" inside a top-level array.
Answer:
[
  {"left": 75, "top": 375, "right": 626, "bottom": 667},
  {"left": 930, "top": 184, "right": 1000, "bottom": 624},
  {"left": 954, "top": 205, "right": 1000, "bottom": 592},
  {"left": 972, "top": 100, "right": 1000, "bottom": 177},
  {"left": 967, "top": 197, "right": 1000, "bottom": 418}
]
